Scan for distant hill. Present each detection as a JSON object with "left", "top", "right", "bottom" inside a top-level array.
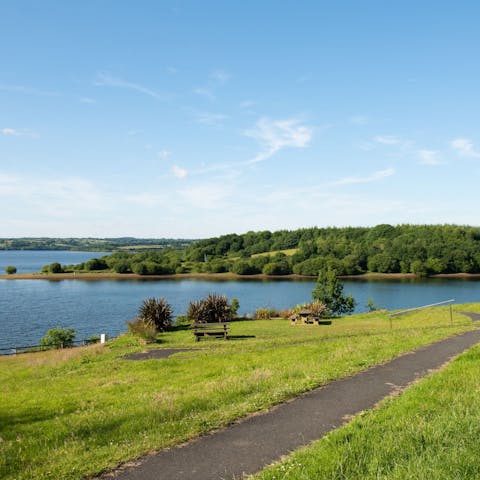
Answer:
[{"left": 0, "top": 237, "right": 194, "bottom": 252}]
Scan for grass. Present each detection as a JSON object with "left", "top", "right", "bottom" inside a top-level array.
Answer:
[
  {"left": 251, "top": 248, "right": 298, "bottom": 258},
  {"left": 0, "top": 305, "right": 478, "bottom": 479},
  {"left": 252, "top": 336, "right": 480, "bottom": 480}
]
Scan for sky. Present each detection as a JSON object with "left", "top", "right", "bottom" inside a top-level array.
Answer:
[{"left": 1, "top": 1, "right": 480, "bottom": 238}]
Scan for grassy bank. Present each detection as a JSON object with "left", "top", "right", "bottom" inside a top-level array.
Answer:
[
  {"left": 252, "top": 340, "right": 480, "bottom": 480},
  {"left": 0, "top": 306, "right": 478, "bottom": 479}
]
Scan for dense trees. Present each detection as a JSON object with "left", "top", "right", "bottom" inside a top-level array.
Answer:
[{"left": 38, "top": 224, "right": 480, "bottom": 278}]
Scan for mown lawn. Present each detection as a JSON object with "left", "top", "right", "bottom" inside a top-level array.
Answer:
[
  {"left": 0, "top": 305, "right": 477, "bottom": 480},
  {"left": 252, "top": 336, "right": 480, "bottom": 480}
]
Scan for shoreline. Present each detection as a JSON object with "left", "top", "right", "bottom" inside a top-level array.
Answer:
[{"left": 2, "top": 271, "right": 480, "bottom": 281}]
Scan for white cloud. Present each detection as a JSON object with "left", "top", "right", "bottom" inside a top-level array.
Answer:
[
  {"left": 374, "top": 135, "right": 402, "bottom": 145},
  {"left": 171, "top": 165, "right": 188, "bottom": 179},
  {"left": 157, "top": 150, "right": 172, "bottom": 160},
  {"left": 194, "top": 111, "right": 228, "bottom": 126},
  {"left": 80, "top": 97, "right": 96, "bottom": 104},
  {"left": 349, "top": 115, "right": 369, "bottom": 125},
  {"left": 244, "top": 117, "right": 312, "bottom": 164},
  {"left": 450, "top": 138, "right": 480, "bottom": 158},
  {"left": 418, "top": 149, "right": 441, "bottom": 165},
  {"left": 94, "top": 72, "right": 170, "bottom": 101},
  {"left": 334, "top": 168, "right": 395, "bottom": 186},
  {"left": 0, "top": 84, "right": 58, "bottom": 96},
  {"left": 166, "top": 66, "right": 178, "bottom": 74},
  {"left": 1, "top": 128, "right": 38, "bottom": 138},
  {"left": 240, "top": 100, "right": 256, "bottom": 109}
]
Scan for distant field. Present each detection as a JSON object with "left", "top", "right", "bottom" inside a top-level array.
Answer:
[
  {"left": 0, "top": 305, "right": 477, "bottom": 480},
  {"left": 253, "top": 339, "right": 480, "bottom": 480},
  {"left": 251, "top": 248, "right": 298, "bottom": 257}
]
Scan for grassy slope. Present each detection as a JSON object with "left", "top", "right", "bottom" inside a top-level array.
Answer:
[
  {"left": 0, "top": 306, "right": 478, "bottom": 480},
  {"left": 252, "top": 338, "right": 480, "bottom": 480}
]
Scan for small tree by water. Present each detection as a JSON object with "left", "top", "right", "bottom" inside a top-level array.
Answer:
[
  {"left": 312, "top": 268, "right": 355, "bottom": 317},
  {"left": 40, "top": 327, "right": 76, "bottom": 349},
  {"left": 5, "top": 265, "right": 16, "bottom": 274}
]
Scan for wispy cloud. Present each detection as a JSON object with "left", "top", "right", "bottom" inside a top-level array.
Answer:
[
  {"left": 349, "top": 115, "right": 369, "bottom": 125},
  {"left": 94, "top": 71, "right": 170, "bottom": 100},
  {"left": 334, "top": 168, "right": 395, "bottom": 186},
  {"left": 0, "top": 84, "right": 59, "bottom": 96},
  {"left": 193, "top": 87, "right": 215, "bottom": 100},
  {"left": 244, "top": 117, "right": 312, "bottom": 164},
  {"left": 194, "top": 69, "right": 231, "bottom": 100},
  {"left": 1, "top": 128, "right": 38, "bottom": 138},
  {"left": 171, "top": 165, "right": 188, "bottom": 179},
  {"left": 450, "top": 138, "right": 480, "bottom": 158},
  {"left": 80, "top": 97, "right": 96, "bottom": 104},
  {"left": 374, "top": 135, "right": 402, "bottom": 145},
  {"left": 179, "top": 183, "right": 233, "bottom": 209},
  {"left": 194, "top": 111, "right": 229, "bottom": 126},
  {"left": 157, "top": 150, "right": 172, "bottom": 160},
  {"left": 418, "top": 149, "right": 441, "bottom": 165}
]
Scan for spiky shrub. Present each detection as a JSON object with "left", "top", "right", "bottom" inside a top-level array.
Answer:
[
  {"left": 187, "top": 293, "right": 232, "bottom": 323},
  {"left": 126, "top": 318, "right": 158, "bottom": 343},
  {"left": 138, "top": 297, "right": 173, "bottom": 332}
]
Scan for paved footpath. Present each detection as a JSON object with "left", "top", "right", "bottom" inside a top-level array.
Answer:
[{"left": 102, "top": 327, "right": 480, "bottom": 480}]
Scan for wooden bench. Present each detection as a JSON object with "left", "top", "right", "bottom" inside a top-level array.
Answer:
[{"left": 193, "top": 322, "right": 229, "bottom": 341}]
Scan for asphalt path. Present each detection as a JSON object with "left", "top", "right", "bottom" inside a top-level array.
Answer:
[{"left": 102, "top": 327, "right": 480, "bottom": 480}]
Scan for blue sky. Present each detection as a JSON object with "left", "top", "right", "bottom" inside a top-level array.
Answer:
[{"left": 2, "top": 1, "right": 480, "bottom": 238}]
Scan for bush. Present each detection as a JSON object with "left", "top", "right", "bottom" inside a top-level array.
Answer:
[
  {"left": 292, "top": 300, "right": 327, "bottom": 317},
  {"left": 138, "top": 297, "right": 173, "bottom": 332},
  {"left": 126, "top": 318, "right": 157, "bottom": 343},
  {"left": 187, "top": 293, "right": 233, "bottom": 323},
  {"left": 5, "top": 265, "right": 16, "bottom": 274},
  {"left": 40, "top": 327, "right": 76, "bottom": 349}
]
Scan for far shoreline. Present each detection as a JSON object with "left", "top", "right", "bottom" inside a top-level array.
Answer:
[{"left": 2, "top": 271, "right": 480, "bottom": 281}]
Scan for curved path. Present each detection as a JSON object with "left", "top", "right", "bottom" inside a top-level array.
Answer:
[{"left": 101, "top": 328, "right": 480, "bottom": 480}]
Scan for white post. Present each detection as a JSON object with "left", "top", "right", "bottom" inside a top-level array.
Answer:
[{"left": 100, "top": 334, "right": 106, "bottom": 344}]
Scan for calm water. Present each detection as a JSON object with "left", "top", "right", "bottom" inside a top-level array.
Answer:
[
  {"left": 1, "top": 251, "right": 480, "bottom": 350},
  {"left": 0, "top": 250, "right": 110, "bottom": 273}
]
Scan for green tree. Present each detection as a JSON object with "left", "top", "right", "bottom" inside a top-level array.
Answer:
[
  {"left": 49, "top": 262, "right": 63, "bottom": 274},
  {"left": 40, "top": 327, "right": 76, "bottom": 349},
  {"left": 312, "top": 269, "right": 355, "bottom": 317},
  {"left": 138, "top": 297, "right": 173, "bottom": 332},
  {"left": 5, "top": 265, "right": 16, "bottom": 274}
]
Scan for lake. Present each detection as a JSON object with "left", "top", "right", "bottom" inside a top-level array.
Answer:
[{"left": 1, "top": 251, "right": 480, "bottom": 350}]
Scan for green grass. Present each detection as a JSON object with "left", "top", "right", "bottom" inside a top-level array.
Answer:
[
  {"left": 252, "top": 336, "right": 480, "bottom": 480},
  {"left": 0, "top": 305, "right": 477, "bottom": 479}
]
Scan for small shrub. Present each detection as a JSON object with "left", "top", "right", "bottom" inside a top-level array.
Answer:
[
  {"left": 5, "top": 265, "right": 16, "bottom": 274},
  {"left": 126, "top": 318, "right": 157, "bottom": 343},
  {"left": 40, "top": 327, "right": 76, "bottom": 349}
]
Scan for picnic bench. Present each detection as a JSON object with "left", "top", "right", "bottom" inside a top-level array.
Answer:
[{"left": 193, "top": 322, "right": 229, "bottom": 341}]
